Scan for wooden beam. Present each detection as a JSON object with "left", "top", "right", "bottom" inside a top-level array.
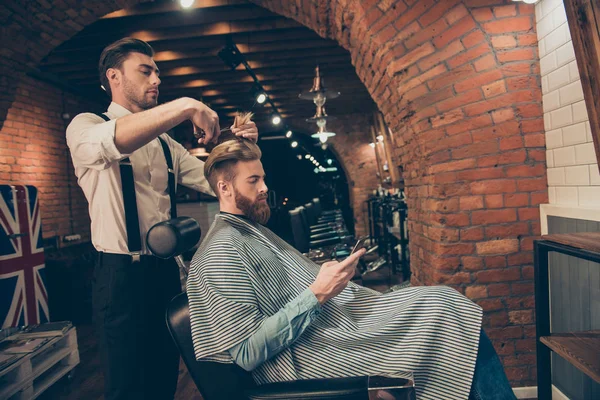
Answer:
[
  {"left": 155, "top": 64, "right": 357, "bottom": 87},
  {"left": 49, "top": 49, "right": 349, "bottom": 86},
  {"left": 85, "top": 4, "right": 275, "bottom": 35},
  {"left": 42, "top": 40, "right": 344, "bottom": 74},
  {"left": 102, "top": 0, "right": 249, "bottom": 18},
  {"left": 52, "top": 17, "right": 301, "bottom": 52},
  {"left": 43, "top": 28, "right": 320, "bottom": 63},
  {"left": 563, "top": 0, "right": 600, "bottom": 172}
]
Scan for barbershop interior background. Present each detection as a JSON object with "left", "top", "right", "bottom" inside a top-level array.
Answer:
[{"left": 1, "top": 0, "right": 599, "bottom": 399}]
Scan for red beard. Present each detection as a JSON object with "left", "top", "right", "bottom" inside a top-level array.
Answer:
[{"left": 234, "top": 191, "right": 270, "bottom": 225}]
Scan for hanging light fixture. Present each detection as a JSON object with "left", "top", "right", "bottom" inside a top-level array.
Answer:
[
  {"left": 285, "top": 130, "right": 293, "bottom": 138},
  {"left": 311, "top": 124, "right": 336, "bottom": 143},
  {"left": 299, "top": 66, "right": 340, "bottom": 103}
]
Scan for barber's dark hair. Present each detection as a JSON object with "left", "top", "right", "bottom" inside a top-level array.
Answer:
[{"left": 98, "top": 37, "right": 154, "bottom": 98}]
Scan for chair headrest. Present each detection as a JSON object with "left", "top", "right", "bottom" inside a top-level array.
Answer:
[{"left": 146, "top": 217, "right": 201, "bottom": 259}]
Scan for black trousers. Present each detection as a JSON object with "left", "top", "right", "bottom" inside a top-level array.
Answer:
[{"left": 92, "top": 252, "right": 182, "bottom": 400}]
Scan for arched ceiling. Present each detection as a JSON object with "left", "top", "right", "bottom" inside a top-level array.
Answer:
[{"left": 37, "top": 0, "right": 376, "bottom": 132}]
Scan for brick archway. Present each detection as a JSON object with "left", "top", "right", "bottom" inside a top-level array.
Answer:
[{"left": 1, "top": 1, "right": 545, "bottom": 385}]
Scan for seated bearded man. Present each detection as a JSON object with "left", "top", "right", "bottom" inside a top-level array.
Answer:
[{"left": 186, "top": 139, "right": 517, "bottom": 400}]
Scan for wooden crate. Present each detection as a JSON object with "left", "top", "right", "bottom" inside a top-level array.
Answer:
[{"left": 0, "top": 327, "right": 79, "bottom": 400}]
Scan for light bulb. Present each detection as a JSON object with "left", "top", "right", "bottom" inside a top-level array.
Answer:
[
  {"left": 377, "top": 135, "right": 384, "bottom": 142},
  {"left": 327, "top": 159, "right": 333, "bottom": 165},
  {"left": 313, "top": 92, "right": 326, "bottom": 107},
  {"left": 291, "top": 141, "right": 298, "bottom": 148},
  {"left": 369, "top": 142, "right": 375, "bottom": 148},
  {"left": 272, "top": 115, "right": 281, "bottom": 125},
  {"left": 286, "top": 130, "right": 292, "bottom": 138},
  {"left": 316, "top": 117, "right": 326, "bottom": 128},
  {"left": 318, "top": 133, "right": 328, "bottom": 143},
  {"left": 256, "top": 93, "right": 267, "bottom": 104},
  {"left": 305, "top": 154, "right": 311, "bottom": 159},
  {"left": 180, "top": 0, "right": 195, "bottom": 8}
]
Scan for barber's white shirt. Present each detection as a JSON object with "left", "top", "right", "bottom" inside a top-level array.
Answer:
[{"left": 66, "top": 102, "right": 214, "bottom": 255}]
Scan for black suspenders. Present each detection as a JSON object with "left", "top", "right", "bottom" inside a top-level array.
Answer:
[{"left": 95, "top": 113, "right": 177, "bottom": 254}]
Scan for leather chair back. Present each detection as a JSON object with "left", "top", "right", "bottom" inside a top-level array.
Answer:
[
  {"left": 304, "top": 202, "right": 317, "bottom": 225},
  {"left": 288, "top": 208, "right": 309, "bottom": 253},
  {"left": 166, "top": 292, "right": 257, "bottom": 400},
  {"left": 312, "top": 198, "right": 322, "bottom": 216}
]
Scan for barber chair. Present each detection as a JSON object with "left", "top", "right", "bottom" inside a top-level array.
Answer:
[
  {"left": 298, "top": 207, "right": 350, "bottom": 243},
  {"left": 289, "top": 208, "right": 352, "bottom": 261},
  {"left": 157, "top": 218, "right": 414, "bottom": 400},
  {"left": 166, "top": 293, "right": 414, "bottom": 400},
  {"left": 312, "top": 198, "right": 342, "bottom": 218},
  {"left": 289, "top": 208, "right": 341, "bottom": 253},
  {"left": 304, "top": 202, "right": 343, "bottom": 225}
]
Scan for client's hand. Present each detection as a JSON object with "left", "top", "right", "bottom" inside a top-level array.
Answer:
[{"left": 309, "top": 248, "right": 366, "bottom": 304}]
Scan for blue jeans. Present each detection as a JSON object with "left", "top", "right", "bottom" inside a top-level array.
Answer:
[{"left": 469, "top": 329, "right": 517, "bottom": 400}]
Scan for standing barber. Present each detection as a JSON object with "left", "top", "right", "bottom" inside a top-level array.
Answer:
[{"left": 66, "top": 37, "right": 258, "bottom": 400}]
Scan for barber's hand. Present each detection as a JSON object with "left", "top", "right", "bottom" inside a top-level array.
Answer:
[
  {"left": 309, "top": 248, "right": 366, "bottom": 304},
  {"left": 188, "top": 99, "right": 220, "bottom": 145},
  {"left": 231, "top": 121, "right": 258, "bottom": 142}
]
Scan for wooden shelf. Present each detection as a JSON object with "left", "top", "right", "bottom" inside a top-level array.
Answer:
[
  {"left": 542, "top": 232, "right": 600, "bottom": 253},
  {"left": 0, "top": 327, "right": 79, "bottom": 399},
  {"left": 540, "top": 331, "right": 600, "bottom": 384}
]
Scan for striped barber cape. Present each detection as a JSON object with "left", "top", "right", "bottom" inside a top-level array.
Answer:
[{"left": 187, "top": 214, "right": 483, "bottom": 400}]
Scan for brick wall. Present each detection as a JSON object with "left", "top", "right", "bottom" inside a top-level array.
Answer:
[
  {"left": 0, "top": 0, "right": 548, "bottom": 387},
  {"left": 537, "top": 0, "right": 600, "bottom": 207},
  {"left": 0, "top": 74, "right": 103, "bottom": 243}
]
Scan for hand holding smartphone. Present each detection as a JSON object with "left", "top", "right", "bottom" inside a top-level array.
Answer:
[{"left": 351, "top": 236, "right": 368, "bottom": 254}]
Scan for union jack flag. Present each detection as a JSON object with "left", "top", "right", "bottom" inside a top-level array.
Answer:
[{"left": 0, "top": 185, "right": 49, "bottom": 328}]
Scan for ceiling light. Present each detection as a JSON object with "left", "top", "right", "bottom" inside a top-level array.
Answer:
[
  {"left": 271, "top": 114, "right": 281, "bottom": 125},
  {"left": 256, "top": 92, "right": 267, "bottom": 104},
  {"left": 291, "top": 141, "right": 298, "bottom": 148},
  {"left": 299, "top": 66, "right": 340, "bottom": 102},
  {"left": 311, "top": 124, "right": 336, "bottom": 143},
  {"left": 218, "top": 44, "right": 244, "bottom": 70},
  {"left": 180, "top": 0, "right": 195, "bottom": 7},
  {"left": 309, "top": 156, "right": 315, "bottom": 161},
  {"left": 305, "top": 154, "right": 310, "bottom": 159},
  {"left": 286, "top": 130, "right": 292, "bottom": 138}
]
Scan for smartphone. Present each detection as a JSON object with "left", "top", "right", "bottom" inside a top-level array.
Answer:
[{"left": 351, "top": 236, "right": 368, "bottom": 254}]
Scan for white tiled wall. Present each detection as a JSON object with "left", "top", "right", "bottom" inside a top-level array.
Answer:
[{"left": 537, "top": 0, "right": 600, "bottom": 208}]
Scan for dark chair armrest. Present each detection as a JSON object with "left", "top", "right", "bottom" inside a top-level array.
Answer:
[
  {"left": 245, "top": 376, "right": 368, "bottom": 400},
  {"left": 310, "top": 231, "right": 338, "bottom": 240},
  {"left": 310, "top": 237, "right": 341, "bottom": 248}
]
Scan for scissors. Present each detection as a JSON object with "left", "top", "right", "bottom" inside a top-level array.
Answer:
[{"left": 194, "top": 127, "right": 231, "bottom": 141}]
